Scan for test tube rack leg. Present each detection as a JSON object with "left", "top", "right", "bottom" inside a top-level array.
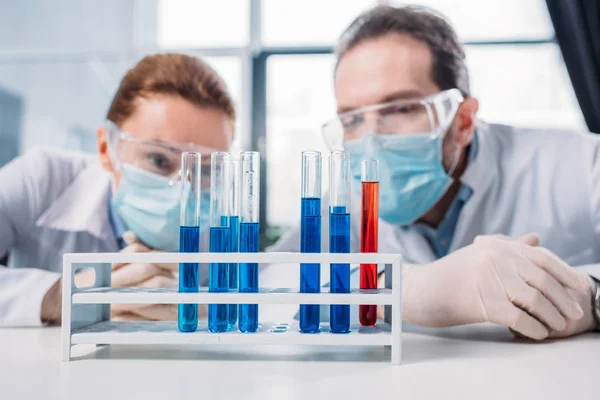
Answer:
[{"left": 61, "top": 252, "right": 402, "bottom": 365}]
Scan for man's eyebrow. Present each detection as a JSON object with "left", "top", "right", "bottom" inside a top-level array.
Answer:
[
  {"left": 337, "top": 89, "right": 426, "bottom": 114},
  {"left": 380, "top": 89, "right": 426, "bottom": 103}
]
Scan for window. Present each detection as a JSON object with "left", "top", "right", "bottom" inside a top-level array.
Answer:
[
  {"left": 203, "top": 56, "right": 244, "bottom": 147},
  {"left": 262, "top": 0, "right": 376, "bottom": 46},
  {"left": 391, "top": 0, "right": 554, "bottom": 41},
  {"left": 466, "top": 45, "right": 584, "bottom": 129},
  {"left": 158, "top": 0, "right": 249, "bottom": 48},
  {"left": 0, "top": 0, "right": 588, "bottom": 232},
  {"left": 261, "top": 0, "right": 586, "bottom": 230},
  {"left": 266, "top": 55, "right": 335, "bottom": 226}
]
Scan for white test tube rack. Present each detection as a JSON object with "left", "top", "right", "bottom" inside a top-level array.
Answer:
[{"left": 61, "top": 252, "right": 402, "bottom": 365}]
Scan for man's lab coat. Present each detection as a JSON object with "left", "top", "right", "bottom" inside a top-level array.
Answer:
[{"left": 268, "top": 121, "right": 600, "bottom": 286}]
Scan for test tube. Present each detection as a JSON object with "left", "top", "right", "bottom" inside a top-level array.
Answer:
[
  {"left": 209, "top": 152, "right": 231, "bottom": 333},
  {"left": 329, "top": 151, "right": 351, "bottom": 333},
  {"left": 178, "top": 152, "right": 201, "bottom": 333},
  {"left": 360, "top": 159, "right": 379, "bottom": 326},
  {"left": 227, "top": 158, "right": 241, "bottom": 330},
  {"left": 238, "top": 151, "right": 260, "bottom": 333},
  {"left": 299, "top": 151, "right": 322, "bottom": 333}
]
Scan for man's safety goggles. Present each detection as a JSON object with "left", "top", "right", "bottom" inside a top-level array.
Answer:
[
  {"left": 322, "top": 88, "right": 464, "bottom": 150},
  {"left": 104, "top": 120, "right": 216, "bottom": 188}
]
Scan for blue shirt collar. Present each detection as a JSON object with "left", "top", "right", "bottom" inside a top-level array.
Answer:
[{"left": 412, "top": 132, "right": 478, "bottom": 257}]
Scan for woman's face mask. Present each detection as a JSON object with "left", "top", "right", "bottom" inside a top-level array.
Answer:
[{"left": 111, "top": 164, "right": 210, "bottom": 252}]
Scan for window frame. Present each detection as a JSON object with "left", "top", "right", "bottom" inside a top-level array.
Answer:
[{"left": 0, "top": 0, "right": 558, "bottom": 231}]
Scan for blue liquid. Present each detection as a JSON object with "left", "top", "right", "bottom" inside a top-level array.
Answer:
[
  {"left": 239, "top": 222, "right": 260, "bottom": 333},
  {"left": 300, "top": 197, "right": 321, "bottom": 333},
  {"left": 178, "top": 226, "right": 200, "bottom": 332},
  {"left": 329, "top": 206, "right": 350, "bottom": 333},
  {"left": 228, "top": 216, "right": 240, "bottom": 329},
  {"left": 209, "top": 226, "right": 230, "bottom": 333}
]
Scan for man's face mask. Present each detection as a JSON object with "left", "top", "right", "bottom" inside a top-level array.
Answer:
[
  {"left": 322, "top": 89, "right": 464, "bottom": 226},
  {"left": 105, "top": 120, "right": 215, "bottom": 251}
]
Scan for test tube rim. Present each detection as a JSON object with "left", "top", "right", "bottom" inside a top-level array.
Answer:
[
  {"left": 361, "top": 159, "right": 380, "bottom": 183},
  {"left": 180, "top": 152, "right": 202, "bottom": 227},
  {"left": 210, "top": 152, "right": 231, "bottom": 228},
  {"left": 329, "top": 150, "right": 351, "bottom": 209},
  {"left": 240, "top": 151, "right": 260, "bottom": 224},
  {"left": 301, "top": 151, "right": 322, "bottom": 199}
]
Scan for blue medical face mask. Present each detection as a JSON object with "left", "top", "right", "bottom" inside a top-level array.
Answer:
[
  {"left": 345, "top": 131, "right": 459, "bottom": 226},
  {"left": 112, "top": 164, "right": 210, "bottom": 251}
]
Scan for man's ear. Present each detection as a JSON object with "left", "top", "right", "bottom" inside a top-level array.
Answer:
[
  {"left": 97, "top": 125, "right": 115, "bottom": 173},
  {"left": 451, "top": 96, "right": 479, "bottom": 147}
]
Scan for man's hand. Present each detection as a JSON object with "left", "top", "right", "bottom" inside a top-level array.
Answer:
[
  {"left": 402, "top": 235, "right": 590, "bottom": 340},
  {"left": 376, "top": 233, "right": 541, "bottom": 320},
  {"left": 548, "top": 273, "right": 597, "bottom": 338}
]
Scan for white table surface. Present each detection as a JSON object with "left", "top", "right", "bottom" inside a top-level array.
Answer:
[{"left": 1, "top": 323, "right": 598, "bottom": 400}]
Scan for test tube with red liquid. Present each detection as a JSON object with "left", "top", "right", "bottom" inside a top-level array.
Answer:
[{"left": 360, "top": 159, "right": 379, "bottom": 326}]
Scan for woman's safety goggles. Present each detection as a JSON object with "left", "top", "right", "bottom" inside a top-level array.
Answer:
[
  {"left": 321, "top": 88, "right": 464, "bottom": 150},
  {"left": 104, "top": 120, "right": 216, "bottom": 188}
]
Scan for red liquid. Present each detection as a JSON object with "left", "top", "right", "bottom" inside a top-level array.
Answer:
[{"left": 360, "top": 181, "right": 378, "bottom": 326}]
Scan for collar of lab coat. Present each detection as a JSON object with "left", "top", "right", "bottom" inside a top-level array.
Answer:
[
  {"left": 445, "top": 119, "right": 497, "bottom": 253},
  {"left": 460, "top": 120, "right": 495, "bottom": 199},
  {"left": 35, "top": 162, "right": 114, "bottom": 239}
]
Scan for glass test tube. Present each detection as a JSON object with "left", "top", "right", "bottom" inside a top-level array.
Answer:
[
  {"left": 360, "top": 159, "right": 379, "bottom": 326},
  {"left": 238, "top": 151, "right": 260, "bottom": 333},
  {"left": 227, "top": 158, "right": 241, "bottom": 330},
  {"left": 178, "top": 152, "right": 201, "bottom": 333},
  {"left": 300, "top": 151, "right": 322, "bottom": 333},
  {"left": 329, "top": 151, "right": 351, "bottom": 333},
  {"left": 209, "top": 152, "right": 231, "bottom": 333}
]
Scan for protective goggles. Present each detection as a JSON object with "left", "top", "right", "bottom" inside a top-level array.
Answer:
[
  {"left": 104, "top": 120, "right": 216, "bottom": 188},
  {"left": 322, "top": 88, "right": 464, "bottom": 150}
]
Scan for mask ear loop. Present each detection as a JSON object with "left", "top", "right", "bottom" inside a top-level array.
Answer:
[
  {"left": 104, "top": 120, "right": 124, "bottom": 174},
  {"left": 447, "top": 147, "right": 461, "bottom": 178},
  {"left": 443, "top": 96, "right": 464, "bottom": 178}
]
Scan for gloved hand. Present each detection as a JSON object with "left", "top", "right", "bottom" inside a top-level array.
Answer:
[
  {"left": 112, "top": 231, "right": 180, "bottom": 321},
  {"left": 75, "top": 231, "right": 188, "bottom": 321},
  {"left": 402, "top": 235, "right": 590, "bottom": 340},
  {"left": 548, "top": 273, "right": 597, "bottom": 338}
]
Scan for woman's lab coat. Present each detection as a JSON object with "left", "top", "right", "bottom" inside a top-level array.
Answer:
[
  {"left": 0, "top": 148, "right": 218, "bottom": 327},
  {"left": 268, "top": 120, "right": 600, "bottom": 289},
  {"left": 0, "top": 149, "right": 119, "bottom": 326}
]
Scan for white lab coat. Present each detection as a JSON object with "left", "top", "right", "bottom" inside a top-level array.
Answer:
[
  {"left": 268, "top": 120, "right": 600, "bottom": 278},
  {"left": 0, "top": 148, "right": 118, "bottom": 326},
  {"left": 0, "top": 147, "right": 219, "bottom": 327},
  {"left": 3, "top": 121, "right": 600, "bottom": 326}
]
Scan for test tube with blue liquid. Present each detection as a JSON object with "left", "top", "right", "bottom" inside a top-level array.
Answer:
[
  {"left": 227, "top": 158, "right": 241, "bottom": 329},
  {"left": 300, "top": 151, "right": 322, "bottom": 333},
  {"left": 178, "top": 152, "right": 201, "bottom": 332},
  {"left": 238, "top": 151, "right": 260, "bottom": 333},
  {"left": 329, "top": 151, "right": 351, "bottom": 333},
  {"left": 208, "top": 152, "right": 230, "bottom": 333}
]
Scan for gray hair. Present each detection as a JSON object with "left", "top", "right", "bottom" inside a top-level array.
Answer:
[{"left": 336, "top": 5, "right": 471, "bottom": 97}]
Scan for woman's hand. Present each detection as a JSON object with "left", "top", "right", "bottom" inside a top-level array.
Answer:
[{"left": 110, "top": 231, "right": 179, "bottom": 321}]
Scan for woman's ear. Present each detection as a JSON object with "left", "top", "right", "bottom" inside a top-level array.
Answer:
[{"left": 97, "top": 125, "right": 115, "bottom": 173}]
